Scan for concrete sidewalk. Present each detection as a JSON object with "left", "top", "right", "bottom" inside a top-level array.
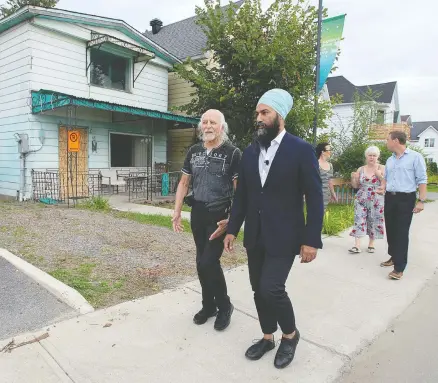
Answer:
[
  {"left": 109, "top": 194, "right": 191, "bottom": 220},
  {"left": 1, "top": 202, "right": 437, "bottom": 383}
]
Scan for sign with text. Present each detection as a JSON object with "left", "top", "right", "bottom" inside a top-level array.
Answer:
[{"left": 68, "top": 131, "right": 81, "bottom": 152}]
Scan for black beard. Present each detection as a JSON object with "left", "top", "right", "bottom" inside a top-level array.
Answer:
[{"left": 254, "top": 118, "right": 280, "bottom": 149}]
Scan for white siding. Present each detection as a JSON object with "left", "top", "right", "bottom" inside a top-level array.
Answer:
[
  {"left": 325, "top": 102, "right": 394, "bottom": 137},
  {"left": 0, "top": 23, "right": 32, "bottom": 198},
  {"left": 28, "top": 108, "right": 167, "bottom": 173},
  {"left": 1, "top": 19, "right": 172, "bottom": 198},
  {"left": 325, "top": 104, "right": 354, "bottom": 136},
  {"left": 418, "top": 128, "right": 438, "bottom": 164},
  {"left": 28, "top": 21, "right": 170, "bottom": 112}
]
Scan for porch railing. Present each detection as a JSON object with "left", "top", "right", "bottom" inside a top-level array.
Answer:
[
  {"left": 333, "top": 184, "right": 357, "bottom": 204},
  {"left": 127, "top": 171, "right": 181, "bottom": 202},
  {"left": 31, "top": 170, "right": 104, "bottom": 206}
]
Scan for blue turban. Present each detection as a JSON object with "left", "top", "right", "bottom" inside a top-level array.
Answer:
[{"left": 257, "top": 89, "right": 294, "bottom": 120}]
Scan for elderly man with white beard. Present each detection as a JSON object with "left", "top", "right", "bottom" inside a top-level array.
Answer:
[{"left": 172, "top": 109, "right": 241, "bottom": 331}]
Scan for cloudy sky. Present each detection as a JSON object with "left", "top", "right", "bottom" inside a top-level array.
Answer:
[{"left": 55, "top": 0, "right": 437, "bottom": 121}]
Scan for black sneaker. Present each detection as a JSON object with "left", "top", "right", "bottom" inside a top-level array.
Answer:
[
  {"left": 214, "top": 303, "right": 234, "bottom": 331},
  {"left": 274, "top": 329, "right": 300, "bottom": 369},
  {"left": 193, "top": 308, "right": 218, "bottom": 325},
  {"left": 245, "top": 337, "right": 276, "bottom": 360}
]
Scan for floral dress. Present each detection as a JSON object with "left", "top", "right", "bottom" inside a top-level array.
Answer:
[{"left": 350, "top": 168, "right": 385, "bottom": 239}]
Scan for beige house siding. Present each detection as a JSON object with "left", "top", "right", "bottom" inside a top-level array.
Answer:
[
  {"left": 369, "top": 123, "right": 411, "bottom": 140},
  {"left": 168, "top": 72, "right": 195, "bottom": 115},
  {"left": 167, "top": 128, "right": 197, "bottom": 172}
]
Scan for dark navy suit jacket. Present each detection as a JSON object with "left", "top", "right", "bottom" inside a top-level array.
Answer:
[{"left": 227, "top": 132, "right": 324, "bottom": 256}]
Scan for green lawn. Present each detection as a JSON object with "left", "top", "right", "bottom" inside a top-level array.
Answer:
[
  {"left": 79, "top": 196, "right": 354, "bottom": 237},
  {"left": 322, "top": 203, "right": 355, "bottom": 236},
  {"left": 427, "top": 184, "right": 438, "bottom": 193},
  {"left": 113, "top": 211, "right": 193, "bottom": 233},
  {"left": 49, "top": 263, "right": 125, "bottom": 307}
]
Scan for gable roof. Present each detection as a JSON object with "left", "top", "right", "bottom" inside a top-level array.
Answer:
[
  {"left": 411, "top": 121, "right": 438, "bottom": 140},
  {"left": 401, "top": 115, "right": 411, "bottom": 122},
  {"left": 326, "top": 75, "right": 397, "bottom": 104},
  {"left": 144, "top": 0, "right": 244, "bottom": 61},
  {"left": 0, "top": 6, "right": 181, "bottom": 64}
]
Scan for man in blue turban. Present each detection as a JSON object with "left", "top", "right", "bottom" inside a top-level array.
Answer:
[{"left": 225, "top": 89, "right": 324, "bottom": 369}]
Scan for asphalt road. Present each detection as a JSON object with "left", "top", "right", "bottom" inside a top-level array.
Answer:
[
  {"left": 342, "top": 271, "right": 438, "bottom": 383},
  {"left": 0, "top": 257, "right": 74, "bottom": 341}
]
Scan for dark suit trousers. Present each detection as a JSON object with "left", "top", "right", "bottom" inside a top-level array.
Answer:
[
  {"left": 384, "top": 192, "right": 416, "bottom": 272},
  {"left": 246, "top": 237, "right": 296, "bottom": 335},
  {"left": 191, "top": 202, "right": 231, "bottom": 312}
]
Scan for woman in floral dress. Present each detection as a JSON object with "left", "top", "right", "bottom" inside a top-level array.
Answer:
[{"left": 348, "top": 146, "right": 385, "bottom": 253}]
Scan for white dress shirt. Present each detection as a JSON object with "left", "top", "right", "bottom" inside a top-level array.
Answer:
[{"left": 259, "top": 129, "right": 286, "bottom": 187}]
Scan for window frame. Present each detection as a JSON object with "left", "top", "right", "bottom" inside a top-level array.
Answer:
[
  {"left": 424, "top": 138, "right": 435, "bottom": 148},
  {"left": 89, "top": 47, "right": 133, "bottom": 93}
]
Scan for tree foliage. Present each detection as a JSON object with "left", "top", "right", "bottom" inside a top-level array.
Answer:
[
  {"left": 0, "top": 0, "right": 58, "bottom": 19},
  {"left": 174, "top": 0, "right": 336, "bottom": 147}
]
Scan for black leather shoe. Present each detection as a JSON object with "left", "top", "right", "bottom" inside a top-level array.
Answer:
[
  {"left": 193, "top": 308, "right": 218, "bottom": 325},
  {"left": 245, "top": 338, "right": 276, "bottom": 360},
  {"left": 274, "top": 329, "right": 300, "bottom": 369},
  {"left": 214, "top": 303, "right": 234, "bottom": 331}
]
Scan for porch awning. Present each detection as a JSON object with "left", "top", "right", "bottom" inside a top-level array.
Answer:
[{"left": 31, "top": 90, "right": 199, "bottom": 125}]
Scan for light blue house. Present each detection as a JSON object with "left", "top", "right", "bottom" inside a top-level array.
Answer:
[{"left": 0, "top": 6, "right": 197, "bottom": 201}]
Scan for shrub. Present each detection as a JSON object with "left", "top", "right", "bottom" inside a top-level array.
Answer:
[
  {"left": 79, "top": 196, "right": 110, "bottom": 211},
  {"left": 332, "top": 142, "right": 392, "bottom": 180},
  {"left": 427, "top": 161, "right": 438, "bottom": 175}
]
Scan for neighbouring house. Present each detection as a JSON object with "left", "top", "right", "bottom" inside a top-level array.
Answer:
[
  {"left": 410, "top": 121, "right": 438, "bottom": 164},
  {"left": 323, "top": 75, "right": 409, "bottom": 140},
  {"left": 0, "top": 6, "right": 199, "bottom": 202},
  {"left": 144, "top": 0, "right": 244, "bottom": 171}
]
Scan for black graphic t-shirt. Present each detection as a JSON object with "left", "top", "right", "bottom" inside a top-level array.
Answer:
[{"left": 182, "top": 141, "right": 241, "bottom": 203}]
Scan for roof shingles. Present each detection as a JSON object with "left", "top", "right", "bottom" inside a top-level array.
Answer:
[
  {"left": 327, "top": 75, "right": 396, "bottom": 104},
  {"left": 411, "top": 121, "right": 438, "bottom": 140}
]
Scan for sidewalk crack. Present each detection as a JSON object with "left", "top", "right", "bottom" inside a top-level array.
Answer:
[
  {"left": 38, "top": 342, "right": 76, "bottom": 383},
  {"left": 185, "top": 286, "right": 350, "bottom": 360}
]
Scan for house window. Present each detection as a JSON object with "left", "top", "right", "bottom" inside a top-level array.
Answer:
[
  {"left": 376, "top": 110, "right": 385, "bottom": 124},
  {"left": 110, "top": 133, "right": 152, "bottom": 168},
  {"left": 90, "top": 49, "right": 129, "bottom": 91},
  {"left": 426, "top": 158, "right": 433, "bottom": 164},
  {"left": 425, "top": 138, "right": 435, "bottom": 148}
]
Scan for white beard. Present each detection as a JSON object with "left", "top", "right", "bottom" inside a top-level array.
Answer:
[{"left": 202, "top": 132, "right": 218, "bottom": 142}]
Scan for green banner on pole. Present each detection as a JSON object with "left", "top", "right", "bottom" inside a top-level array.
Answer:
[{"left": 318, "top": 14, "right": 346, "bottom": 93}]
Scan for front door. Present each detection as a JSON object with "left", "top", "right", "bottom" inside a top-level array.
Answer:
[{"left": 58, "top": 126, "right": 89, "bottom": 200}]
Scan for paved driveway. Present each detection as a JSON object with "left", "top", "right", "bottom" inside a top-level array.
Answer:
[{"left": 0, "top": 257, "right": 75, "bottom": 341}]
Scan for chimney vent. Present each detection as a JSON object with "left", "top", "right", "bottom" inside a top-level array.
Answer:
[{"left": 150, "top": 18, "right": 163, "bottom": 34}]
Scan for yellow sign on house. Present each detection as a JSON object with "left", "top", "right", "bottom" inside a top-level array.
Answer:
[{"left": 68, "top": 131, "right": 81, "bottom": 152}]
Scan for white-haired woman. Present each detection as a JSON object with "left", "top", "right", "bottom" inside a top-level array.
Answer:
[{"left": 348, "top": 146, "right": 385, "bottom": 254}]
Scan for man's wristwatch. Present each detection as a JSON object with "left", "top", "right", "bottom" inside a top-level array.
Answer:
[{"left": 418, "top": 199, "right": 426, "bottom": 203}]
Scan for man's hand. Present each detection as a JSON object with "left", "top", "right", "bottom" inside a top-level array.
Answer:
[
  {"left": 224, "top": 234, "right": 236, "bottom": 253},
  {"left": 300, "top": 245, "right": 318, "bottom": 263},
  {"left": 330, "top": 194, "right": 338, "bottom": 203},
  {"left": 413, "top": 201, "right": 424, "bottom": 214},
  {"left": 209, "top": 219, "right": 228, "bottom": 241},
  {"left": 172, "top": 212, "right": 184, "bottom": 233}
]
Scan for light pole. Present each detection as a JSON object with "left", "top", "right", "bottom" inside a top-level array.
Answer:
[{"left": 313, "top": 0, "right": 323, "bottom": 146}]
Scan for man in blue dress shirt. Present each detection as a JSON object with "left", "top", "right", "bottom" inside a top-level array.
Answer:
[{"left": 379, "top": 131, "right": 427, "bottom": 280}]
